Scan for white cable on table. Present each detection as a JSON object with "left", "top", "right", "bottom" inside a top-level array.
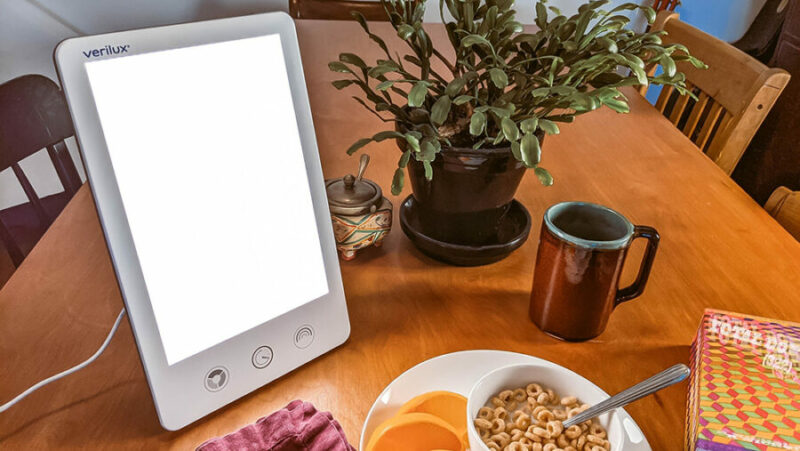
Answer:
[{"left": 0, "top": 307, "right": 126, "bottom": 413}]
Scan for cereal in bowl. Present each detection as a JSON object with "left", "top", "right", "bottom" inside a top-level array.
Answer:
[{"left": 473, "top": 383, "right": 610, "bottom": 451}]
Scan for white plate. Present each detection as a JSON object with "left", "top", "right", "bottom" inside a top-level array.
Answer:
[{"left": 359, "top": 350, "right": 651, "bottom": 450}]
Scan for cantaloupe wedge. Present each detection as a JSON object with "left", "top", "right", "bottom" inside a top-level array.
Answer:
[
  {"left": 395, "top": 391, "right": 468, "bottom": 446},
  {"left": 365, "top": 412, "right": 464, "bottom": 451}
]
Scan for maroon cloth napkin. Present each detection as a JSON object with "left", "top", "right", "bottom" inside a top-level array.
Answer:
[{"left": 196, "top": 400, "right": 356, "bottom": 451}]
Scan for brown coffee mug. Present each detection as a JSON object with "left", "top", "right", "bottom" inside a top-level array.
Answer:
[{"left": 529, "top": 201, "right": 659, "bottom": 341}]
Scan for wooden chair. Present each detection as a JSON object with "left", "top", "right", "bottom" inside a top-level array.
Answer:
[
  {"left": 289, "top": 0, "right": 387, "bottom": 21},
  {"left": 0, "top": 75, "right": 82, "bottom": 267},
  {"left": 653, "top": 0, "right": 680, "bottom": 12},
  {"left": 765, "top": 186, "right": 800, "bottom": 240},
  {"left": 641, "top": 12, "right": 791, "bottom": 175}
]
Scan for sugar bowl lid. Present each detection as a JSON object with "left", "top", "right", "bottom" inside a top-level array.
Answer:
[{"left": 326, "top": 154, "right": 383, "bottom": 216}]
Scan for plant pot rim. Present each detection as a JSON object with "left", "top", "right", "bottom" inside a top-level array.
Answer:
[{"left": 438, "top": 145, "right": 513, "bottom": 157}]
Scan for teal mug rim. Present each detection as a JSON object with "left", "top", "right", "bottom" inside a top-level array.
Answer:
[{"left": 543, "top": 201, "right": 635, "bottom": 250}]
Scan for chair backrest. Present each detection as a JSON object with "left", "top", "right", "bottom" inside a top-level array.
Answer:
[
  {"left": 0, "top": 75, "right": 81, "bottom": 266},
  {"left": 289, "top": 0, "right": 388, "bottom": 20},
  {"left": 641, "top": 12, "right": 791, "bottom": 175},
  {"left": 653, "top": 0, "right": 680, "bottom": 12},
  {"left": 765, "top": 186, "right": 800, "bottom": 241}
]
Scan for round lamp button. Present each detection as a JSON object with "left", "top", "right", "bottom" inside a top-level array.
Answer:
[
  {"left": 252, "top": 346, "right": 274, "bottom": 369},
  {"left": 204, "top": 366, "right": 229, "bottom": 392},
  {"left": 293, "top": 325, "right": 315, "bottom": 349}
]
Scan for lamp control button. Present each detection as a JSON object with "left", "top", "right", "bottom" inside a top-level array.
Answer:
[
  {"left": 293, "top": 325, "right": 315, "bottom": 349},
  {"left": 204, "top": 366, "right": 228, "bottom": 392},
  {"left": 252, "top": 346, "right": 274, "bottom": 369}
]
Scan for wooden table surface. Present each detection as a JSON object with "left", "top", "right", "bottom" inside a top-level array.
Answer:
[{"left": 3, "top": 20, "right": 800, "bottom": 450}]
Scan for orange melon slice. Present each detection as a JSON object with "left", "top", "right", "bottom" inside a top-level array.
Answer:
[
  {"left": 395, "top": 391, "right": 468, "bottom": 445},
  {"left": 365, "top": 412, "right": 464, "bottom": 451}
]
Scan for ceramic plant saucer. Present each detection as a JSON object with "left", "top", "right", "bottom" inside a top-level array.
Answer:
[{"left": 399, "top": 195, "right": 531, "bottom": 266}]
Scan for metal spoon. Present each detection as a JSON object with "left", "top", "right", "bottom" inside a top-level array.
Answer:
[
  {"left": 562, "top": 364, "right": 690, "bottom": 428},
  {"left": 355, "top": 154, "right": 370, "bottom": 182}
]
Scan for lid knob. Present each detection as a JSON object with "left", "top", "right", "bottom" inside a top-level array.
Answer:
[{"left": 343, "top": 174, "right": 356, "bottom": 189}]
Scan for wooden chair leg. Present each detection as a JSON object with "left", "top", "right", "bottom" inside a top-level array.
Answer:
[{"left": 0, "top": 217, "right": 24, "bottom": 267}]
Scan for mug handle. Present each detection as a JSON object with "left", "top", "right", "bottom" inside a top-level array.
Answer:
[{"left": 616, "top": 225, "right": 660, "bottom": 305}]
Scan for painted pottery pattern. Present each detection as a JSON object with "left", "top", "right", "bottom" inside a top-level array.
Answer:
[{"left": 331, "top": 197, "right": 392, "bottom": 260}]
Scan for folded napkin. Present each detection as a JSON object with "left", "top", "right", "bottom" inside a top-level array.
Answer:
[{"left": 197, "top": 400, "right": 356, "bottom": 451}]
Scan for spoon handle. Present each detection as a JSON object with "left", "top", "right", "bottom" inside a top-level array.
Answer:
[
  {"left": 356, "top": 154, "right": 370, "bottom": 182},
  {"left": 562, "top": 364, "right": 690, "bottom": 429}
]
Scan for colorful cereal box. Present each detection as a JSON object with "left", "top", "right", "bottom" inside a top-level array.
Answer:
[{"left": 688, "top": 309, "right": 800, "bottom": 450}]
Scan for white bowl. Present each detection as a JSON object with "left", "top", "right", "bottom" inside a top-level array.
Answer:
[
  {"left": 359, "top": 351, "right": 649, "bottom": 450},
  {"left": 467, "top": 363, "right": 626, "bottom": 451}
]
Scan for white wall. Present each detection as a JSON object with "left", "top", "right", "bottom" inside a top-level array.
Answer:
[
  {"left": 0, "top": 0, "right": 648, "bottom": 210},
  {"left": 0, "top": 0, "right": 288, "bottom": 209},
  {"left": 426, "top": 0, "right": 650, "bottom": 29}
]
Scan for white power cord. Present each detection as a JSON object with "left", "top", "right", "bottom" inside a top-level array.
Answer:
[{"left": 0, "top": 308, "right": 126, "bottom": 413}]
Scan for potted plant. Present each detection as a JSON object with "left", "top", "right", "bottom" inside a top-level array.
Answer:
[{"left": 329, "top": 0, "right": 703, "bottom": 255}]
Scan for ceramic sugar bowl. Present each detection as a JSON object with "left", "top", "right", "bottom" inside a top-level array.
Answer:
[{"left": 326, "top": 154, "right": 392, "bottom": 260}]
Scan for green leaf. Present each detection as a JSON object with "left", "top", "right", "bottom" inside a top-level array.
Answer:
[
  {"left": 470, "top": 111, "right": 486, "bottom": 136},
  {"left": 598, "top": 37, "right": 618, "bottom": 53},
  {"left": 423, "top": 160, "right": 433, "bottom": 180},
  {"left": 521, "top": 118, "right": 539, "bottom": 134},
  {"left": 535, "top": 2, "right": 548, "bottom": 28},
  {"left": 408, "top": 82, "right": 428, "bottom": 107},
  {"left": 520, "top": 133, "right": 541, "bottom": 167},
  {"left": 461, "top": 34, "right": 492, "bottom": 50},
  {"left": 489, "top": 106, "right": 513, "bottom": 118},
  {"left": 532, "top": 87, "right": 551, "bottom": 97},
  {"left": 372, "top": 131, "right": 403, "bottom": 143},
  {"left": 641, "top": 6, "right": 656, "bottom": 24},
  {"left": 346, "top": 138, "right": 372, "bottom": 155},
  {"left": 328, "top": 61, "right": 352, "bottom": 73},
  {"left": 376, "top": 80, "right": 394, "bottom": 91},
  {"left": 501, "top": 117, "right": 519, "bottom": 142},
  {"left": 391, "top": 168, "right": 405, "bottom": 195},
  {"left": 539, "top": 119, "right": 560, "bottom": 135},
  {"left": 623, "top": 53, "right": 645, "bottom": 69},
  {"left": 368, "top": 65, "right": 398, "bottom": 78},
  {"left": 419, "top": 139, "right": 436, "bottom": 161},
  {"left": 405, "top": 134, "right": 421, "bottom": 152},
  {"left": 445, "top": 78, "right": 467, "bottom": 97},
  {"left": 631, "top": 64, "right": 649, "bottom": 86},
  {"left": 689, "top": 56, "right": 708, "bottom": 69},
  {"left": 453, "top": 95, "right": 474, "bottom": 105},
  {"left": 535, "top": 167, "right": 554, "bottom": 186},
  {"left": 511, "top": 141, "right": 522, "bottom": 161},
  {"left": 431, "top": 96, "right": 452, "bottom": 125},
  {"left": 488, "top": 68, "right": 509, "bottom": 89},
  {"left": 569, "top": 93, "right": 595, "bottom": 112},
  {"left": 397, "top": 24, "right": 415, "bottom": 40},
  {"left": 604, "top": 98, "right": 630, "bottom": 113},
  {"left": 398, "top": 150, "right": 411, "bottom": 168},
  {"left": 339, "top": 53, "right": 366, "bottom": 68},
  {"left": 332, "top": 80, "right": 355, "bottom": 90},
  {"left": 660, "top": 55, "right": 677, "bottom": 78}
]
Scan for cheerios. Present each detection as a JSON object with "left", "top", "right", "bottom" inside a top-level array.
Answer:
[{"left": 473, "top": 383, "right": 610, "bottom": 450}]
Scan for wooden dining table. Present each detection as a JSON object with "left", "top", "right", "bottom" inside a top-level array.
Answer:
[{"left": 2, "top": 19, "right": 800, "bottom": 450}]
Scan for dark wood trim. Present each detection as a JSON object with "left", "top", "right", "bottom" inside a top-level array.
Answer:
[
  {"left": 10, "top": 163, "right": 50, "bottom": 229},
  {"left": 0, "top": 218, "right": 23, "bottom": 267},
  {"left": 46, "top": 141, "right": 82, "bottom": 195},
  {"left": 289, "top": 0, "right": 389, "bottom": 21}
]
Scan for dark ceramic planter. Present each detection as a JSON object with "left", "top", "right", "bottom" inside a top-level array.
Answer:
[{"left": 405, "top": 137, "right": 540, "bottom": 246}]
